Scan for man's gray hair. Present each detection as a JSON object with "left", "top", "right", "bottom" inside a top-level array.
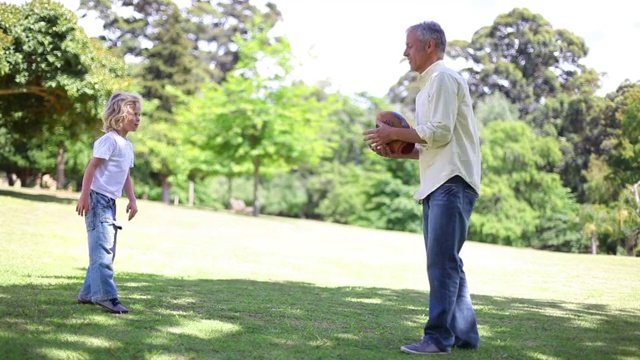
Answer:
[{"left": 407, "top": 21, "right": 447, "bottom": 54}]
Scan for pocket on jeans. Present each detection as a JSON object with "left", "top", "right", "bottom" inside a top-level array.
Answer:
[{"left": 101, "top": 217, "right": 122, "bottom": 230}]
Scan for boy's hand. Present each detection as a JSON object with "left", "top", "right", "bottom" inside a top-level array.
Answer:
[
  {"left": 76, "top": 195, "right": 90, "bottom": 217},
  {"left": 126, "top": 201, "right": 138, "bottom": 221}
]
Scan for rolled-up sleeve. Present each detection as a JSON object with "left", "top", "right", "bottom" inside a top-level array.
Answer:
[{"left": 415, "top": 73, "right": 458, "bottom": 148}]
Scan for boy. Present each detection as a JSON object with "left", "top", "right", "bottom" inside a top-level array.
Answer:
[{"left": 76, "top": 92, "right": 142, "bottom": 314}]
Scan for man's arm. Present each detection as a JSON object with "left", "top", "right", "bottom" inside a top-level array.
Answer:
[
  {"left": 413, "top": 73, "right": 459, "bottom": 148},
  {"left": 386, "top": 126, "right": 426, "bottom": 145}
]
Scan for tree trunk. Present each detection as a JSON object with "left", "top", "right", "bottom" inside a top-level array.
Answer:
[
  {"left": 161, "top": 174, "right": 171, "bottom": 204},
  {"left": 625, "top": 229, "right": 640, "bottom": 256},
  {"left": 16, "top": 169, "right": 33, "bottom": 187},
  {"left": 226, "top": 175, "right": 233, "bottom": 202},
  {"left": 56, "top": 141, "right": 65, "bottom": 190},
  {"left": 7, "top": 172, "right": 15, "bottom": 186},
  {"left": 628, "top": 181, "right": 640, "bottom": 256},
  {"left": 252, "top": 158, "right": 260, "bottom": 217},
  {"left": 188, "top": 180, "right": 194, "bottom": 206},
  {"left": 632, "top": 181, "right": 640, "bottom": 214},
  {"left": 591, "top": 232, "right": 598, "bottom": 255}
]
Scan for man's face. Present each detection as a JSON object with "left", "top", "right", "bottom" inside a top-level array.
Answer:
[
  {"left": 404, "top": 29, "right": 431, "bottom": 73},
  {"left": 122, "top": 103, "right": 141, "bottom": 133}
]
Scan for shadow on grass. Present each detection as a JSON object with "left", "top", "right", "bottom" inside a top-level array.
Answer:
[
  {"left": 0, "top": 272, "right": 638, "bottom": 360},
  {"left": 0, "top": 188, "right": 76, "bottom": 205}
]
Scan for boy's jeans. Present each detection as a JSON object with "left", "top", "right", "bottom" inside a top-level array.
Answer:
[
  {"left": 422, "top": 175, "right": 480, "bottom": 350},
  {"left": 79, "top": 190, "right": 121, "bottom": 302}
]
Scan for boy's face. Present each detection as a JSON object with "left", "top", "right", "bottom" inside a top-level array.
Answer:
[{"left": 122, "top": 103, "right": 141, "bottom": 133}]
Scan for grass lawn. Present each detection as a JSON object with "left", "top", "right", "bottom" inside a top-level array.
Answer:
[{"left": 0, "top": 186, "right": 639, "bottom": 360}]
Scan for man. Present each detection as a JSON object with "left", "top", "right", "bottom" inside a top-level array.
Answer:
[{"left": 363, "top": 21, "right": 482, "bottom": 355}]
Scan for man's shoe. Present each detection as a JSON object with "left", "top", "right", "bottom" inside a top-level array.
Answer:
[
  {"left": 94, "top": 298, "right": 129, "bottom": 314},
  {"left": 401, "top": 336, "right": 451, "bottom": 355},
  {"left": 77, "top": 297, "right": 93, "bottom": 305}
]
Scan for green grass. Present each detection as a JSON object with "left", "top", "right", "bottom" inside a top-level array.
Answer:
[{"left": 1, "top": 187, "right": 639, "bottom": 360}]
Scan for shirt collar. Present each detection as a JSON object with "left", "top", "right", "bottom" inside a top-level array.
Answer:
[{"left": 418, "top": 60, "right": 445, "bottom": 87}]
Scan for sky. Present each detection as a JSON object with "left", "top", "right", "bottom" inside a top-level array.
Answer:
[{"left": 4, "top": 0, "right": 639, "bottom": 97}]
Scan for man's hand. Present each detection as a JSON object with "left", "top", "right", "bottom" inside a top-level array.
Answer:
[
  {"left": 363, "top": 121, "right": 394, "bottom": 149},
  {"left": 364, "top": 122, "right": 397, "bottom": 157}
]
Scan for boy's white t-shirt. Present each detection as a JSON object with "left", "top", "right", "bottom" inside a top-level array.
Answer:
[{"left": 90, "top": 131, "right": 134, "bottom": 199}]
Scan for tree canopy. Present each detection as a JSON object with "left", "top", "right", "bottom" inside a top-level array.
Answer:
[{"left": 0, "top": 0, "right": 126, "bottom": 141}]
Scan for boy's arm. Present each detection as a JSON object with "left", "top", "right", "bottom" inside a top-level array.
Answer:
[
  {"left": 123, "top": 172, "right": 138, "bottom": 220},
  {"left": 76, "top": 157, "right": 106, "bottom": 217}
]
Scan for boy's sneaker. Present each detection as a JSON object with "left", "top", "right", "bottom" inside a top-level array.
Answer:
[
  {"left": 77, "top": 297, "right": 93, "bottom": 305},
  {"left": 94, "top": 298, "right": 129, "bottom": 314},
  {"left": 400, "top": 336, "right": 451, "bottom": 355}
]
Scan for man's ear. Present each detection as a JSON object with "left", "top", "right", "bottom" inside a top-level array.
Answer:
[{"left": 426, "top": 39, "right": 435, "bottom": 51}]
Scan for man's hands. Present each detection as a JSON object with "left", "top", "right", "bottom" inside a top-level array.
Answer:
[
  {"left": 363, "top": 121, "right": 393, "bottom": 149},
  {"left": 363, "top": 122, "right": 396, "bottom": 158}
]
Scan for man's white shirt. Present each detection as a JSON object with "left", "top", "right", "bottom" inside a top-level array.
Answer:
[{"left": 412, "top": 60, "right": 482, "bottom": 200}]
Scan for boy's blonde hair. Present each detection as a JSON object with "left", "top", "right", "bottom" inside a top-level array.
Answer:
[{"left": 102, "top": 92, "right": 142, "bottom": 132}]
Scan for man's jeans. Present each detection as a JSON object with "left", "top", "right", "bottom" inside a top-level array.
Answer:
[
  {"left": 79, "top": 190, "right": 121, "bottom": 302},
  {"left": 422, "top": 175, "right": 479, "bottom": 350}
]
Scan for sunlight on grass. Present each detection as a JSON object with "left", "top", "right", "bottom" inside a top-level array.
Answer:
[
  {"left": 164, "top": 319, "right": 241, "bottom": 339},
  {"left": 271, "top": 338, "right": 297, "bottom": 345},
  {"left": 335, "top": 333, "right": 359, "bottom": 340},
  {"left": 529, "top": 354, "right": 563, "bottom": 360},
  {"left": 61, "top": 334, "right": 117, "bottom": 348},
  {"left": 345, "top": 297, "right": 383, "bottom": 304},
  {"left": 34, "top": 348, "right": 87, "bottom": 360},
  {"left": 168, "top": 297, "right": 198, "bottom": 306},
  {"left": 120, "top": 281, "right": 154, "bottom": 287},
  {"left": 308, "top": 338, "right": 333, "bottom": 347},
  {"left": 82, "top": 315, "right": 125, "bottom": 325}
]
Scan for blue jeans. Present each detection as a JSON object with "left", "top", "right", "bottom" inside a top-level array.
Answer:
[
  {"left": 421, "top": 176, "right": 479, "bottom": 350},
  {"left": 78, "top": 190, "right": 122, "bottom": 302}
]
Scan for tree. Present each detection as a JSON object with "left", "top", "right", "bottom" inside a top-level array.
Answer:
[
  {"left": 80, "top": 0, "right": 282, "bottom": 83},
  {"left": 78, "top": 0, "right": 175, "bottom": 58},
  {"left": 526, "top": 93, "right": 618, "bottom": 201},
  {"left": 0, "top": 0, "right": 126, "bottom": 138},
  {"left": 386, "top": 72, "right": 420, "bottom": 120},
  {"left": 471, "top": 120, "right": 583, "bottom": 250},
  {"left": 446, "top": 8, "right": 600, "bottom": 116},
  {"left": 0, "top": 0, "right": 126, "bottom": 186},
  {"left": 129, "top": 2, "right": 207, "bottom": 203},
  {"left": 606, "top": 84, "right": 640, "bottom": 188},
  {"left": 78, "top": 0, "right": 282, "bottom": 203},
  {"left": 326, "top": 92, "right": 387, "bottom": 165},
  {"left": 602, "top": 84, "right": 640, "bottom": 255},
  {"left": 139, "top": 2, "right": 205, "bottom": 115},
  {"left": 185, "top": 0, "right": 282, "bottom": 82},
  {"left": 176, "top": 21, "right": 337, "bottom": 215},
  {"left": 474, "top": 92, "right": 520, "bottom": 133}
]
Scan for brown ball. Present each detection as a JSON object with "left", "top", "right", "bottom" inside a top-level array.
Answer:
[{"left": 376, "top": 111, "right": 416, "bottom": 155}]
